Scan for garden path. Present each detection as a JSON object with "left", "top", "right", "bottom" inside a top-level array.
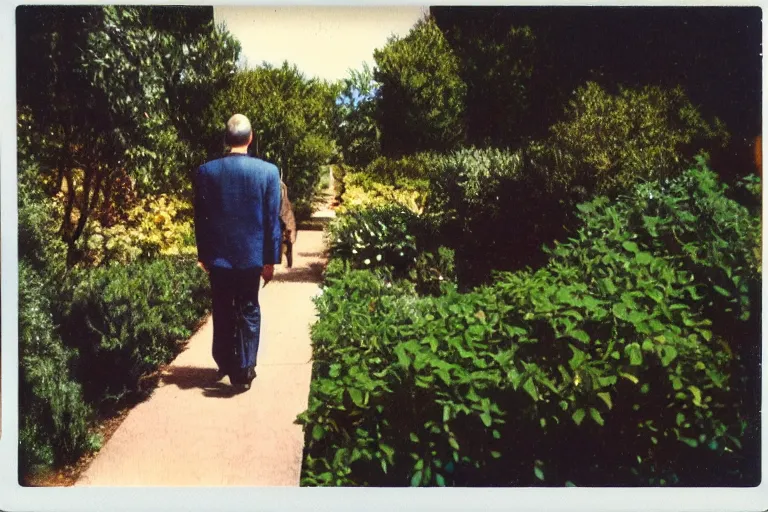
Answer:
[{"left": 76, "top": 182, "right": 335, "bottom": 486}]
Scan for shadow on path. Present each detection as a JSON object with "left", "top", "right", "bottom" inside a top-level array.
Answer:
[
  {"left": 273, "top": 262, "right": 325, "bottom": 284},
  {"left": 161, "top": 365, "right": 243, "bottom": 399}
]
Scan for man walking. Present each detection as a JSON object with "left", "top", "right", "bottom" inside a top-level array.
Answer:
[{"left": 194, "top": 114, "right": 282, "bottom": 392}]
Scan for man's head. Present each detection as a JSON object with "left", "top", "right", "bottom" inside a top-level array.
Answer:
[{"left": 225, "top": 114, "right": 253, "bottom": 148}]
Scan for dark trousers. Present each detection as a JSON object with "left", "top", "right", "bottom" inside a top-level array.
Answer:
[{"left": 209, "top": 266, "right": 262, "bottom": 379}]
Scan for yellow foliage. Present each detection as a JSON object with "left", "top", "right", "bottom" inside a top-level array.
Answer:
[{"left": 84, "top": 194, "right": 194, "bottom": 266}]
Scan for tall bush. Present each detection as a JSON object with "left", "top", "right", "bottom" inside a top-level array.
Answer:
[
  {"left": 549, "top": 82, "right": 730, "bottom": 195},
  {"left": 373, "top": 16, "right": 466, "bottom": 156},
  {"left": 209, "top": 63, "right": 339, "bottom": 218},
  {"left": 335, "top": 63, "right": 381, "bottom": 168},
  {"left": 19, "top": 261, "right": 95, "bottom": 478},
  {"left": 17, "top": 6, "right": 241, "bottom": 257},
  {"left": 426, "top": 147, "right": 563, "bottom": 286}
]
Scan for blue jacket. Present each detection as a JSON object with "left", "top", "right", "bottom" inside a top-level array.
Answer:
[{"left": 194, "top": 153, "right": 282, "bottom": 269}]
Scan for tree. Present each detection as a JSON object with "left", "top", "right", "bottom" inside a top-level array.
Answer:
[
  {"left": 335, "top": 63, "right": 381, "bottom": 168},
  {"left": 16, "top": 6, "right": 240, "bottom": 262},
  {"left": 373, "top": 16, "right": 466, "bottom": 156},
  {"left": 209, "top": 62, "right": 339, "bottom": 217},
  {"left": 439, "top": 18, "right": 538, "bottom": 149}
]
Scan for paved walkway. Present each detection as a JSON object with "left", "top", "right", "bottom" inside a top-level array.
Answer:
[{"left": 76, "top": 199, "right": 334, "bottom": 486}]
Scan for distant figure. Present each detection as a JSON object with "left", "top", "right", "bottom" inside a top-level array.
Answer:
[
  {"left": 193, "top": 114, "right": 282, "bottom": 392},
  {"left": 280, "top": 180, "right": 297, "bottom": 268}
]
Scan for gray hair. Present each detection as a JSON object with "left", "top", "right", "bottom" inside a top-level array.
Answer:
[{"left": 225, "top": 114, "right": 252, "bottom": 147}]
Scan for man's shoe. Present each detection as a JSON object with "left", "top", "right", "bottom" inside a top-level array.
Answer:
[
  {"left": 231, "top": 367, "right": 256, "bottom": 392},
  {"left": 215, "top": 368, "right": 228, "bottom": 382}
]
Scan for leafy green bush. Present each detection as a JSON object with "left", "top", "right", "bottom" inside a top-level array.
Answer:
[
  {"left": 299, "top": 162, "right": 759, "bottom": 487},
  {"left": 548, "top": 82, "right": 730, "bottom": 195},
  {"left": 374, "top": 16, "right": 466, "bottom": 155},
  {"left": 19, "top": 262, "right": 96, "bottom": 478},
  {"left": 411, "top": 246, "right": 456, "bottom": 296},
  {"left": 326, "top": 204, "right": 421, "bottom": 276},
  {"left": 56, "top": 255, "right": 211, "bottom": 409},
  {"left": 209, "top": 63, "right": 339, "bottom": 216},
  {"left": 426, "top": 147, "right": 564, "bottom": 286}
]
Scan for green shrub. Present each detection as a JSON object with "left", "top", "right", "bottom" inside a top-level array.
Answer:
[
  {"left": 374, "top": 16, "right": 466, "bottom": 155},
  {"left": 411, "top": 246, "right": 457, "bottom": 296},
  {"left": 364, "top": 153, "right": 440, "bottom": 184},
  {"left": 18, "top": 192, "right": 67, "bottom": 278},
  {"left": 426, "top": 147, "right": 564, "bottom": 286},
  {"left": 326, "top": 204, "right": 420, "bottom": 275},
  {"left": 57, "top": 255, "right": 211, "bottom": 410},
  {"left": 209, "top": 64, "right": 338, "bottom": 215},
  {"left": 19, "top": 262, "right": 95, "bottom": 478},
  {"left": 299, "top": 162, "right": 759, "bottom": 487},
  {"left": 548, "top": 82, "right": 730, "bottom": 195}
]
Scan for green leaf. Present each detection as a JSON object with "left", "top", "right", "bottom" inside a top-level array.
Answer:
[
  {"left": 522, "top": 378, "right": 540, "bottom": 401},
  {"left": 572, "top": 408, "right": 586, "bottom": 426},
  {"left": 410, "top": 470, "right": 423, "bottom": 487},
  {"left": 635, "top": 252, "right": 653, "bottom": 265},
  {"left": 597, "top": 392, "right": 613, "bottom": 410},
  {"left": 589, "top": 408, "right": 605, "bottom": 426},
  {"left": 625, "top": 343, "right": 643, "bottom": 366},
  {"left": 410, "top": 432, "right": 419, "bottom": 443},
  {"left": 612, "top": 303, "right": 629, "bottom": 320},
  {"left": 380, "top": 443, "right": 395, "bottom": 461},
  {"left": 659, "top": 345, "right": 678, "bottom": 367},
  {"left": 688, "top": 385, "right": 703, "bottom": 406},
  {"left": 448, "top": 437, "right": 459, "bottom": 451},
  {"left": 312, "top": 424, "right": 326, "bottom": 441},
  {"left": 676, "top": 412, "right": 685, "bottom": 426},
  {"left": 534, "top": 465, "right": 545, "bottom": 481},
  {"left": 435, "top": 473, "right": 446, "bottom": 486},
  {"left": 619, "top": 371, "right": 639, "bottom": 384},
  {"left": 568, "top": 344, "right": 587, "bottom": 370},
  {"left": 713, "top": 285, "right": 731, "bottom": 297},
  {"left": 349, "top": 388, "right": 364, "bottom": 407},
  {"left": 568, "top": 329, "right": 590, "bottom": 344},
  {"left": 490, "top": 450, "right": 502, "bottom": 459},
  {"left": 622, "top": 241, "right": 639, "bottom": 253},
  {"left": 480, "top": 411, "right": 493, "bottom": 427},
  {"left": 679, "top": 437, "right": 699, "bottom": 448}
]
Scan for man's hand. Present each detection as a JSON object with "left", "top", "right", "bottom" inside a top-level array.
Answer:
[
  {"left": 197, "top": 261, "right": 209, "bottom": 274},
  {"left": 262, "top": 264, "right": 274, "bottom": 286}
]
